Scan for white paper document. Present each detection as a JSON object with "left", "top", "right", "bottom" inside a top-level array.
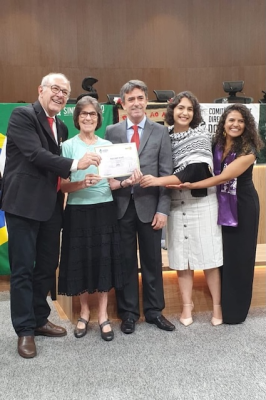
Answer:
[{"left": 94, "top": 143, "right": 140, "bottom": 178}]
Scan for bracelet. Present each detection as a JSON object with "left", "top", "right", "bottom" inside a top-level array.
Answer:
[{"left": 120, "top": 180, "right": 124, "bottom": 189}]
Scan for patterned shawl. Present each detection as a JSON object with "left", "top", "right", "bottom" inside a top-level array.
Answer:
[{"left": 169, "top": 123, "right": 214, "bottom": 174}]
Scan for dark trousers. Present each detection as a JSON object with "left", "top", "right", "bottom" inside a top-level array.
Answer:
[
  {"left": 5, "top": 200, "right": 62, "bottom": 336},
  {"left": 116, "top": 198, "right": 165, "bottom": 321}
]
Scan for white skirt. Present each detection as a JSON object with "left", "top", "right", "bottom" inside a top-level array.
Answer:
[{"left": 167, "top": 187, "right": 223, "bottom": 270}]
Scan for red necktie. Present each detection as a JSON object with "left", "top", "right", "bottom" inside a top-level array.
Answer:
[
  {"left": 47, "top": 117, "right": 56, "bottom": 137},
  {"left": 47, "top": 117, "right": 60, "bottom": 192},
  {"left": 131, "top": 125, "right": 140, "bottom": 149}
]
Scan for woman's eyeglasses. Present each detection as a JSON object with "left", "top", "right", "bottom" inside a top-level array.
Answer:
[{"left": 79, "top": 111, "right": 98, "bottom": 119}]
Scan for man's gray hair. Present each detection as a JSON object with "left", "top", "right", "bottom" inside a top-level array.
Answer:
[
  {"left": 41, "top": 73, "right": 71, "bottom": 91},
  {"left": 120, "top": 80, "right": 148, "bottom": 103}
]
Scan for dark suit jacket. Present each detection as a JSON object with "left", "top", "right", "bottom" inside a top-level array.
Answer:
[
  {"left": 0, "top": 101, "right": 73, "bottom": 221},
  {"left": 105, "top": 118, "right": 173, "bottom": 223}
]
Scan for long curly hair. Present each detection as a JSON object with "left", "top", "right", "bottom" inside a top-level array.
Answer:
[
  {"left": 214, "top": 104, "right": 264, "bottom": 155},
  {"left": 165, "top": 91, "right": 203, "bottom": 129}
]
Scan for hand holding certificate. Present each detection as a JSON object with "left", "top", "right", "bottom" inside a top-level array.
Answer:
[{"left": 94, "top": 143, "right": 140, "bottom": 178}]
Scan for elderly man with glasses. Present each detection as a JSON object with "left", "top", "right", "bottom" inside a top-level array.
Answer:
[{"left": 0, "top": 73, "right": 101, "bottom": 358}]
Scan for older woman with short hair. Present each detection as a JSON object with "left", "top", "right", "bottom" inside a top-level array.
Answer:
[{"left": 58, "top": 96, "right": 125, "bottom": 341}]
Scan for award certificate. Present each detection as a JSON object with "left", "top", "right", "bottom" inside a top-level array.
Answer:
[{"left": 94, "top": 143, "right": 140, "bottom": 178}]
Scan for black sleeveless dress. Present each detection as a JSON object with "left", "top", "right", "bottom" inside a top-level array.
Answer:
[{"left": 221, "top": 164, "right": 260, "bottom": 324}]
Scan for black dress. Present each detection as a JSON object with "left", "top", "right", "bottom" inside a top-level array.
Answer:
[
  {"left": 58, "top": 201, "right": 125, "bottom": 296},
  {"left": 221, "top": 164, "right": 260, "bottom": 324}
]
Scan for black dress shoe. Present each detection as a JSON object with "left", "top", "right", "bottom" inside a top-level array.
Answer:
[
  {"left": 74, "top": 317, "right": 89, "bottom": 338},
  {"left": 146, "top": 315, "right": 175, "bottom": 331},
  {"left": 99, "top": 320, "right": 114, "bottom": 341},
  {"left": 121, "top": 318, "right": 135, "bottom": 334},
  {"left": 18, "top": 336, "right": 36, "bottom": 358}
]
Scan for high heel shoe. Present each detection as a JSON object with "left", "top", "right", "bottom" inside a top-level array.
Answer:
[
  {"left": 180, "top": 302, "right": 194, "bottom": 327},
  {"left": 211, "top": 305, "right": 223, "bottom": 326}
]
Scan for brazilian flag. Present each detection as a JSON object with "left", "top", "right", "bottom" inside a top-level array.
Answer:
[
  {"left": 0, "top": 132, "right": 10, "bottom": 275},
  {"left": 0, "top": 209, "right": 9, "bottom": 275}
]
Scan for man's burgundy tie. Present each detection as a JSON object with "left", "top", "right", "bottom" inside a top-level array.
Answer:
[
  {"left": 47, "top": 117, "right": 60, "bottom": 191},
  {"left": 131, "top": 125, "right": 140, "bottom": 149}
]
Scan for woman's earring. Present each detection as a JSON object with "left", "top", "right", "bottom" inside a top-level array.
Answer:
[{"left": 223, "top": 131, "right": 227, "bottom": 137}]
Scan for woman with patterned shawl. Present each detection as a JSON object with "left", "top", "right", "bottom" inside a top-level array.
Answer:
[{"left": 141, "top": 91, "right": 223, "bottom": 327}]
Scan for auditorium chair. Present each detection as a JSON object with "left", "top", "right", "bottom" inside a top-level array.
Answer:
[
  {"left": 106, "top": 94, "right": 120, "bottom": 104},
  {"left": 153, "top": 90, "right": 175, "bottom": 102},
  {"left": 214, "top": 80, "right": 253, "bottom": 104},
  {"left": 213, "top": 96, "right": 253, "bottom": 104},
  {"left": 259, "top": 91, "right": 266, "bottom": 103}
]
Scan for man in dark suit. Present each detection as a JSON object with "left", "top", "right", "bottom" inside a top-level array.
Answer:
[
  {"left": 0, "top": 73, "right": 101, "bottom": 358},
  {"left": 105, "top": 80, "right": 175, "bottom": 333}
]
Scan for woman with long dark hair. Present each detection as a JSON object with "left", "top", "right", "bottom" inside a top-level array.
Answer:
[
  {"left": 141, "top": 91, "right": 223, "bottom": 326},
  {"left": 176, "top": 104, "right": 263, "bottom": 324}
]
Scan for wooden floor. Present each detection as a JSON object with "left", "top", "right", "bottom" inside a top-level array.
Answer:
[{"left": 1, "top": 245, "right": 265, "bottom": 323}]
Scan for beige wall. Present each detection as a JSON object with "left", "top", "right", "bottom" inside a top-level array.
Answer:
[{"left": 0, "top": 0, "right": 265, "bottom": 103}]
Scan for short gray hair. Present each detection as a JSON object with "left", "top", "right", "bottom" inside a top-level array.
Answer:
[
  {"left": 120, "top": 80, "right": 148, "bottom": 103},
  {"left": 73, "top": 96, "right": 102, "bottom": 130},
  {"left": 41, "top": 73, "right": 71, "bottom": 92}
]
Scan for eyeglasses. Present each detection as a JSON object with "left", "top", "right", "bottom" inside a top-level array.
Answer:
[
  {"left": 43, "top": 85, "right": 70, "bottom": 98},
  {"left": 79, "top": 111, "right": 98, "bottom": 119}
]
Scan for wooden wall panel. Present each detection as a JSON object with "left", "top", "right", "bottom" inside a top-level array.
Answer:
[
  {"left": 0, "top": 0, "right": 265, "bottom": 103},
  {"left": 253, "top": 166, "right": 266, "bottom": 244}
]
